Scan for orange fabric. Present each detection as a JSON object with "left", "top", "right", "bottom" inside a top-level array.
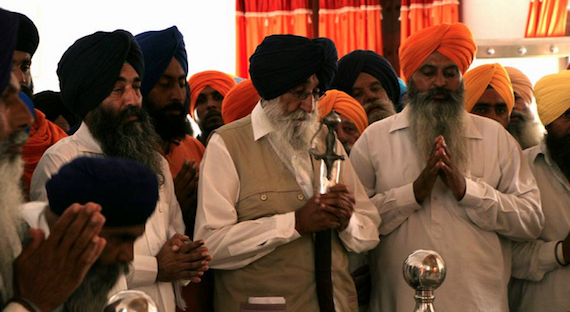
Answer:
[
  {"left": 400, "top": 0, "right": 460, "bottom": 48},
  {"left": 463, "top": 63, "right": 514, "bottom": 114},
  {"left": 505, "top": 67, "right": 533, "bottom": 105},
  {"left": 222, "top": 79, "right": 261, "bottom": 124},
  {"left": 399, "top": 23, "right": 476, "bottom": 82},
  {"left": 236, "top": 0, "right": 313, "bottom": 78},
  {"left": 526, "top": 0, "right": 568, "bottom": 37},
  {"left": 188, "top": 71, "right": 236, "bottom": 120},
  {"left": 318, "top": 0, "right": 383, "bottom": 60},
  {"left": 164, "top": 135, "right": 205, "bottom": 178},
  {"left": 318, "top": 89, "right": 368, "bottom": 134},
  {"left": 22, "top": 109, "right": 68, "bottom": 197}
]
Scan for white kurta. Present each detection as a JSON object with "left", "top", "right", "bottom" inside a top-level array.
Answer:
[
  {"left": 349, "top": 107, "right": 543, "bottom": 312},
  {"left": 194, "top": 103, "right": 381, "bottom": 268},
  {"left": 29, "top": 122, "right": 186, "bottom": 312},
  {"left": 509, "top": 140, "right": 570, "bottom": 312}
]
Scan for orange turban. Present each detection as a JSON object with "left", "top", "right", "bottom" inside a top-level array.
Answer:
[
  {"left": 464, "top": 63, "right": 514, "bottom": 114},
  {"left": 318, "top": 90, "right": 368, "bottom": 134},
  {"left": 399, "top": 23, "right": 477, "bottom": 82},
  {"left": 221, "top": 79, "right": 261, "bottom": 124},
  {"left": 188, "top": 70, "right": 236, "bottom": 119},
  {"left": 534, "top": 70, "right": 570, "bottom": 126},
  {"left": 505, "top": 67, "right": 533, "bottom": 105}
]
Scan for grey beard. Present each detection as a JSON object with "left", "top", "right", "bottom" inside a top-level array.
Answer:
[
  {"left": 507, "top": 110, "right": 544, "bottom": 150},
  {"left": 363, "top": 98, "right": 397, "bottom": 125},
  {"left": 85, "top": 105, "right": 164, "bottom": 185},
  {"left": 61, "top": 262, "right": 128, "bottom": 312},
  {"left": 407, "top": 79, "right": 469, "bottom": 172}
]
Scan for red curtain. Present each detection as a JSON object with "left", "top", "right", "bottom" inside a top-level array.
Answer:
[
  {"left": 236, "top": 0, "right": 314, "bottom": 78},
  {"left": 525, "top": 0, "right": 568, "bottom": 37},
  {"left": 400, "top": 0, "right": 459, "bottom": 43},
  {"left": 318, "top": 0, "right": 383, "bottom": 59}
]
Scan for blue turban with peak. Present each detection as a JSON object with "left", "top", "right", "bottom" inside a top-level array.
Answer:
[
  {"left": 249, "top": 35, "right": 338, "bottom": 100},
  {"left": 135, "top": 26, "right": 188, "bottom": 98},
  {"left": 57, "top": 30, "right": 144, "bottom": 118},
  {"left": 332, "top": 50, "right": 400, "bottom": 107},
  {"left": 13, "top": 12, "right": 39, "bottom": 57},
  {"left": 46, "top": 157, "right": 158, "bottom": 227},
  {"left": 0, "top": 9, "right": 19, "bottom": 94}
]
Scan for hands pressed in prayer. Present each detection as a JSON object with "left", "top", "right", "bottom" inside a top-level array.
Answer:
[
  {"left": 319, "top": 184, "right": 355, "bottom": 231},
  {"left": 173, "top": 159, "right": 199, "bottom": 237},
  {"left": 156, "top": 234, "right": 212, "bottom": 283},
  {"left": 413, "top": 135, "right": 466, "bottom": 204},
  {"left": 13, "top": 203, "right": 106, "bottom": 312}
]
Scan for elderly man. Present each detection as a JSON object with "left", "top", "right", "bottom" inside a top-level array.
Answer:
[
  {"left": 318, "top": 89, "right": 368, "bottom": 155},
  {"left": 23, "top": 157, "right": 158, "bottom": 312},
  {"left": 464, "top": 63, "right": 514, "bottom": 128},
  {"left": 1, "top": 8, "right": 106, "bottom": 312},
  {"left": 505, "top": 66, "right": 544, "bottom": 149},
  {"left": 29, "top": 30, "right": 211, "bottom": 312},
  {"left": 509, "top": 70, "right": 570, "bottom": 312},
  {"left": 350, "top": 23, "right": 543, "bottom": 312},
  {"left": 195, "top": 34, "right": 380, "bottom": 312},
  {"left": 331, "top": 50, "right": 399, "bottom": 124},
  {"left": 188, "top": 70, "right": 236, "bottom": 144}
]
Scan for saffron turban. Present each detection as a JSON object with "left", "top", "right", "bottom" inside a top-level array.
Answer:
[
  {"left": 332, "top": 50, "right": 400, "bottom": 106},
  {"left": 464, "top": 63, "right": 514, "bottom": 114},
  {"left": 249, "top": 34, "right": 338, "bottom": 100},
  {"left": 0, "top": 9, "right": 18, "bottom": 94},
  {"left": 534, "top": 70, "right": 570, "bottom": 126},
  {"left": 222, "top": 79, "right": 261, "bottom": 123},
  {"left": 318, "top": 90, "right": 368, "bottom": 134},
  {"left": 135, "top": 26, "right": 188, "bottom": 98},
  {"left": 14, "top": 12, "right": 39, "bottom": 57},
  {"left": 46, "top": 157, "right": 158, "bottom": 227},
  {"left": 399, "top": 23, "right": 477, "bottom": 82},
  {"left": 57, "top": 30, "right": 144, "bottom": 118},
  {"left": 505, "top": 67, "right": 533, "bottom": 105},
  {"left": 188, "top": 70, "right": 236, "bottom": 119}
]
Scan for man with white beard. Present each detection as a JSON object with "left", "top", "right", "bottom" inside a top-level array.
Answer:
[
  {"left": 349, "top": 23, "right": 544, "bottom": 312},
  {"left": 1, "top": 8, "right": 106, "bottom": 312},
  {"left": 194, "top": 34, "right": 381, "bottom": 312}
]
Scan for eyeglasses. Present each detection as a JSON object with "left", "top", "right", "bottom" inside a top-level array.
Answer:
[{"left": 288, "top": 88, "right": 326, "bottom": 102}]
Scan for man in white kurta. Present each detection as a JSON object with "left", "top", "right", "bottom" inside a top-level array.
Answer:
[
  {"left": 509, "top": 70, "right": 570, "bottom": 312},
  {"left": 350, "top": 23, "right": 543, "bottom": 312}
]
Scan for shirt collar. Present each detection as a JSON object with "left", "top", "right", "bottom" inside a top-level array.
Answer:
[
  {"left": 74, "top": 122, "right": 104, "bottom": 154},
  {"left": 251, "top": 101, "right": 275, "bottom": 141}
]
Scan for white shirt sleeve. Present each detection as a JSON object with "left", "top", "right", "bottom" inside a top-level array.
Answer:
[
  {"left": 511, "top": 239, "right": 561, "bottom": 281},
  {"left": 194, "top": 133, "right": 301, "bottom": 270},
  {"left": 29, "top": 151, "right": 69, "bottom": 202},
  {"left": 2, "top": 303, "right": 31, "bottom": 312}
]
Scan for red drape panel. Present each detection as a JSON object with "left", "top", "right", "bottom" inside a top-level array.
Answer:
[
  {"left": 400, "top": 0, "right": 459, "bottom": 44},
  {"left": 525, "top": 0, "right": 568, "bottom": 37},
  {"left": 318, "top": 0, "right": 383, "bottom": 59},
  {"left": 236, "top": 0, "right": 313, "bottom": 78}
]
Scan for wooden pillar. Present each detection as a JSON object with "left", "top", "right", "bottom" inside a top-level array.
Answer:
[{"left": 381, "top": 0, "right": 402, "bottom": 74}]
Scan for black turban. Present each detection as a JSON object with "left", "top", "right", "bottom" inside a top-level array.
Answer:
[
  {"left": 33, "top": 90, "right": 78, "bottom": 127},
  {"left": 332, "top": 50, "right": 400, "bottom": 106},
  {"left": 13, "top": 12, "right": 39, "bottom": 57},
  {"left": 249, "top": 35, "right": 338, "bottom": 100},
  {"left": 46, "top": 157, "right": 158, "bottom": 227},
  {"left": 136, "top": 26, "right": 188, "bottom": 98},
  {"left": 0, "top": 9, "right": 18, "bottom": 93},
  {"left": 57, "top": 30, "right": 145, "bottom": 118}
]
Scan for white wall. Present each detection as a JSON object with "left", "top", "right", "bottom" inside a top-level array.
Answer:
[
  {"left": 462, "top": 0, "right": 530, "bottom": 39},
  {"left": 0, "top": 0, "right": 236, "bottom": 93}
]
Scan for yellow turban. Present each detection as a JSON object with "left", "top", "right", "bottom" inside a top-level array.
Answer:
[
  {"left": 399, "top": 23, "right": 477, "bottom": 82},
  {"left": 318, "top": 90, "right": 368, "bottom": 134},
  {"left": 534, "top": 70, "right": 570, "bottom": 126},
  {"left": 464, "top": 63, "right": 514, "bottom": 114},
  {"left": 505, "top": 67, "right": 533, "bottom": 105},
  {"left": 188, "top": 70, "right": 236, "bottom": 119},
  {"left": 221, "top": 79, "right": 261, "bottom": 124}
]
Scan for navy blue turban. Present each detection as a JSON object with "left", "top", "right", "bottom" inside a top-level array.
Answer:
[
  {"left": 135, "top": 26, "right": 188, "bottom": 98},
  {"left": 0, "top": 9, "right": 18, "bottom": 94},
  {"left": 249, "top": 35, "right": 338, "bottom": 100},
  {"left": 46, "top": 157, "right": 158, "bottom": 227},
  {"left": 332, "top": 50, "right": 400, "bottom": 106},
  {"left": 57, "top": 30, "right": 145, "bottom": 118},
  {"left": 13, "top": 12, "right": 39, "bottom": 57}
]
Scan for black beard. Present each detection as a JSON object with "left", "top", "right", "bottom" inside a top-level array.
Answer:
[
  {"left": 62, "top": 262, "right": 129, "bottom": 312},
  {"left": 199, "top": 110, "right": 225, "bottom": 145},
  {"left": 546, "top": 133, "right": 570, "bottom": 179},
  {"left": 143, "top": 98, "right": 191, "bottom": 142},
  {"left": 85, "top": 105, "right": 164, "bottom": 184}
]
